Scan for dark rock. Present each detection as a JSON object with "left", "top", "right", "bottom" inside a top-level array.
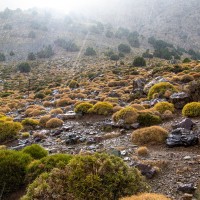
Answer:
[
  {"left": 65, "top": 134, "right": 86, "bottom": 145},
  {"left": 173, "top": 118, "right": 195, "bottom": 130},
  {"left": 133, "top": 78, "right": 146, "bottom": 91},
  {"left": 170, "top": 92, "right": 190, "bottom": 109},
  {"left": 166, "top": 128, "right": 199, "bottom": 147},
  {"left": 107, "top": 149, "right": 121, "bottom": 157},
  {"left": 51, "top": 129, "right": 62, "bottom": 136},
  {"left": 178, "top": 183, "right": 196, "bottom": 194},
  {"left": 34, "top": 137, "right": 42, "bottom": 142},
  {"left": 135, "top": 163, "right": 157, "bottom": 179},
  {"left": 108, "top": 91, "right": 120, "bottom": 98}
]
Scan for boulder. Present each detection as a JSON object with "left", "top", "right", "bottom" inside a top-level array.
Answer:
[
  {"left": 143, "top": 76, "right": 169, "bottom": 94},
  {"left": 135, "top": 163, "right": 157, "bottom": 179},
  {"left": 166, "top": 128, "right": 199, "bottom": 147},
  {"left": 172, "top": 118, "right": 195, "bottom": 130},
  {"left": 133, "top": 78, "right": 146, "bottom": 91},
  {"left": 178, "top": 183, "right": 196, "bottom": 194},
  {"left": 170, "top": 92, "right": 190, "bottom": 109}
]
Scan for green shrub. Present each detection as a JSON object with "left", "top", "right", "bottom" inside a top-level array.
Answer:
[
  {"left": 22, "top": 118, "right": 39, "bottom": 128},
  {"left": 89, "top": 102, "right": 113, "bottom": 115},
  {"left": 0, "top": 52, "right": 6, "bottom": 61},
  {"left": 112, "top": 107, "right": 138, "bottom": 124},
  {"left": 17, "top": 62, "right": 31, "bottom": 73},
  {"left": 22, "top": 153, "right": 149, "bottom": 200},
  {"left": 133, "top": 57, "right": 146, "bottom": 67},
  {"left": 27, "top": 52, "right": 36, "bottom": 60},
  {"left": 74, "top": 102, "right": 93, "bottom": 114},
  {"left": 69, "top": 80, "right": 79, "bottom": 89},
  {"left": 26, "top": 153, "right": 73, "bottom": 183},
  {"left": 182, "top": 58, "right": 191, "bottom": 63},
  {"left": 148, "top": 82, "right": 177, "bottom": 99},
  {"left": 0, "top": 116, "right": 23, "bottom": 143},
  {"left": 34, "top": 92, "right": 45, "bottom": 99},
  {"left": 0, "top": 150, "right": 32, "bottom": 195},
  {"left": 131, "top": 126, "right": 169, "bottom": 144},
  {"left": 182, "top": 102, "right": 200, "bottom": 117},
  {"left": 22, "top": 144, "right": 48, "bottom": 160},
  {"left": 137, "top": 112, "right": 162, "bottom": 126},
  {"left": 154, "top": 102, "right": 174, "bottom": 114},
  {"left": 118, "top": 43, "right": 131, "bottom": 53},
  {"left": 84, "top": 47, "right": 96, "bottom": 56}
]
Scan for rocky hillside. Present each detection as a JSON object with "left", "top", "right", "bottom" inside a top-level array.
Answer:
[{"left": 81, "top": 0, "right": 200, "bottom": 50}]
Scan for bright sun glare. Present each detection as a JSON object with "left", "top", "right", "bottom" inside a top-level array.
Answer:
[{"left": 1, "top": 0, "right": 97, "bottom": 13}]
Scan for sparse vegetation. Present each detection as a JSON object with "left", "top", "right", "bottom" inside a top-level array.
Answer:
[
  {"left": 22, "top": 144, "right": 48, "bottom": 159},
  {"left": 131, "top": 126, "right": 169, "bottom": 144},
  {"left": 182, "top": 102, "right": 200, "bottom": 117}
]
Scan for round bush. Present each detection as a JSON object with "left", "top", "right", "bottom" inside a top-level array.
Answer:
[
  {"left": 26, "top": 153, "right": 73, "bottom": 183},
  {"left": 22, "top": 144, "right": 48, "bottom": 159},
  {"left": 22, "top": 153, "right": 149, "bottom": 200},
  {"left": 154, "top": 102, "right": 174, "bottom": 114},
  {"left": 46, "top": 118, "right": 63, "bottom": 128},
  {"left": 69, "top": 80, "right": 79, "bottom": 89},
  {"left": 182, "top": 102, "right": 200, "bottom": 117},
  {"left": 17, "top": 62, "right": 31, "bottom": 73},
  {"left": 118, "top": 43, "right": 131, "bottom": 53},
  {"left": 89, "top": 102, "right": 113, "bottom": 115},
  {"left": 22, "top": 118, "right": 39, "bottom": 128},
  {"left": 74, "top": 102, "right": 93, "bottom": 114},
  {"left": 131, "top": 126, "right": 169, "bottom": 144},
  {"left": 113, "top": 107, "right": 138, "bottom": 124},
  {"left": 133, "top": 57, "right": 146, "bottom": 67},
  {"left": 137, "top": 112, "right": 162, "bottom": 126},
  {"left": 0, "top": 116, "right": 23, "bottom": 143},
  {"left": 39, "top": 115, "right": 51, "bottom": 127},
  {"left": 120, "top": 193, "right": 171, "bottom": 200},
  {"left": 0, "top": 150, "right": 32, "bottom": 195},
  {"left": 148, "top": 82, "right": 177, "bottom": 99}
]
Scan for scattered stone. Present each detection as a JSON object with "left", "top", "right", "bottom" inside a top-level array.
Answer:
[
  {"left": 135, "top": 163, "right": 157, "bottom": 179},
  {"left": 143, "top": 76, "right": 169, "bottom": 94},
  {"left": 177, "top": 183, "right": 196, "bottom": 194},
  {"left": 183, "top": 156, "right": 192, "bottom": 160},
  {"left": 173, "top": 118, "right": 195, "bottom": 130},
  {"left": 170, "top": 92, "right": 190, "bottom": 109},
  {"left": 120, "top": 150, "right": 127, "bottom": 156},
  {"left": 166, "top": 128, "right": 199, "bottom": 147},
  {"left": 10, "top": 144, "right": 26, "bottom": 150}
]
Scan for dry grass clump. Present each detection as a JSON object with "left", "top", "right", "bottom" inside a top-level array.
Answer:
[
  {"left": 56, "top": 98, "right": 73, "bottom": 107},
  {"left": 0, "top": 106, "right": 11, "bottom": 113},
  {"left": 108, "top": 80, "right": 128, "bottom": 87},
  {"left": 120, "top": 193, "right": 171, "bottom": 200},
  {"left": 154, "top": 102, "right": 174, "bottom": 114},
  {"left": 43, "top": 101, "right": 54, "bottom": 107},
  {"left": 161, "top": 110, "right": 173, "bottom": 120},
  {"left": 113, "top": 107, "right": 138, "bottom": 124},
  {"left": 136, "top": 146, "right": 149, "bottom": 157},
  {"left": 182, "top": 102, "right": 200, "bottom": 117},
  {"left": 50, "top": 108, "right": 63, "bottom": 115},
  {"left": 39, "top": 115, "right": 51, "bottom": 127},
  {"left": 131, "top": 126, "right": 169, "bottom": 144},
  {"left": 89, "top": 102, "right": 113, "bottom": 115},
  {"left": 46, "top": 118, "right": 63, "bottom": 128},
  {"left": 180, "top": 74, "right": 194, "bottom": 83},
  {"left": 141, "top": 160, "right": 169, "bottom": 169},
  {"left": 74, "top": 102, "right": 93, "bottom": 114},
  {"left": 148, "top": 82, "right": 178, "bottom": 99},
  {"left": 131, "top": 104, "right": 145, "bottom": 111}
]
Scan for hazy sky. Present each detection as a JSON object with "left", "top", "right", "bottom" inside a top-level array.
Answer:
[{"left": 0, "top": 0, "right": 100, "bottom": 13}]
